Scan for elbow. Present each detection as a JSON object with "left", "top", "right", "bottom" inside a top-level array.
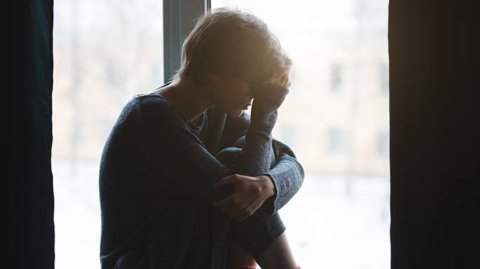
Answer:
[{"left": 293, "top": 157, "right": 305, "bottom": 190}]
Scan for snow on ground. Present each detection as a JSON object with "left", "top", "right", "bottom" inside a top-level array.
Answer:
[{"left": 53, "top": 160, "right": 390, "bottom": 269}]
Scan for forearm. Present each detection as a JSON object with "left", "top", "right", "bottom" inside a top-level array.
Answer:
[
  {"left": 219, "top": 110, "right": 305, "bottom": 214},
  {"left": 240, "top": 134, "right": 305, "bottom": 215},
  {"left": 262, "top": 153, "right": 304, "bottom": 214},
  {"left": 136, "top": 86, "right": 288, "bottom": 205},
  {"left": 230, "top": 110, "right": 277, "bottom": 176},
  {"left": 220, "top": 135, "right": 305, "bottom": 215},
  {"left": 229, "top": 84, "right": 288, "bottom": 177}
]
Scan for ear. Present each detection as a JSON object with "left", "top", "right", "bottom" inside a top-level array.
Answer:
[
  {"left": 207, "top": 74, "right": 220, "bottom": 84},
  {"left": 194, "top": 72, "right": 219, "bottom": 87},
  {"left": 197, "top": 73, "right": 219, "bottom": 99},
  {"left": 195, "top": 73, "right": 219, "bottom": 86}
]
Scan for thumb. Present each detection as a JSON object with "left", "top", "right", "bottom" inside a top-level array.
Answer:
[{"left": 214, "top": 175, "right": 236, "bottom": 188}]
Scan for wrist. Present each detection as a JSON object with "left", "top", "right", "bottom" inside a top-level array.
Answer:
[
  {"left": 258, "top": 175, "right": 275, "bottom": 198},
  {"left": 249, "top": 109, "right": 278, "bottom": 131}
]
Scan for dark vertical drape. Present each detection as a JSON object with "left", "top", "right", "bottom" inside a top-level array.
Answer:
[
  {"left": 9, "top": 0, "right": 54, "bottom": 268},
  {"left": 389, "top": 1, "right": 480, "bottom": 268}
]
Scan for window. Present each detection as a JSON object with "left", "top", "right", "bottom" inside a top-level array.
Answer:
[
  {"left": 377, "top": 129, "right": 389, "bottom": 156},
  {"left": 212, "top": 1, "right": 390, "bottom": 268},
  {"left": 331, "top": 63, "right": 344, "bottom": 93},
  {"left": 53, "top": 1, "right": 164, "bottom": 268},
  {"left": 105, "top": 58, "right": 117, "bottom": 86},
  {"left": 327, "top": 128, "right": 348, "bottom": 154},
  {"left": 379, "top": 62, "right": 389, "bottom": 93},
  {"left": 280, "top": 124, "right": 298, "bottom": 149},
  {"left": 54, "top": 1, "right": 389, "bottom": 268}
]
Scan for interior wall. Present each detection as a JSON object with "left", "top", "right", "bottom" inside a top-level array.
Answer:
[{"left": 389, "top": 1, "right": 480, "bottom": 268}]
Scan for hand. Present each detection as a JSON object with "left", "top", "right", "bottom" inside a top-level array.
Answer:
[
  {"left": 212, "top": 174, "right": 275, "bottom": 221},
  {"left": 251, "top": 84, "right": 289, "bottom": 115}
]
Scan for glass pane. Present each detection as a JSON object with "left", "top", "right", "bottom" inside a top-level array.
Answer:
[
  {"left": 211, "top": 1, "right": 390, "bottom": 268},
  {"left": 52, "top": 1, "right": 163, "bottom": 268}
]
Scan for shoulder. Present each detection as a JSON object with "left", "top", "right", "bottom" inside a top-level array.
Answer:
[
  {"left": 112, "top": 93, "right": 188, "bottom": 136},
  {"left": 134, "top": 93, "right": 174, "bottom": 113},
  {"left": 127, "top": 93, "right": 185, "bottom": 124},
  {"left": 117, "top": 93, "right": 171, "bottom": 116}
]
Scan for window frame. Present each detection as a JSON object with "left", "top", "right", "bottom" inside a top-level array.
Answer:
[{"left": 163, "top": 0, "right": 211, "bottom": 82}]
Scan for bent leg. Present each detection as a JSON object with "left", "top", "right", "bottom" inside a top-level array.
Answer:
[
  {"left": 226, "top": 235, "right": 298, "bottom": 269},
  {"left": 226, "top": 240, "right": 257, "bottom": 269},
  {"left": 255, "top": 232, "right": 297, "bottom": 269},
  {"left": 216, "top": 145, "right": 298, "bottom": 269},
  {"left": 228, "top": 200, "right": 298, "bottom": 269}
]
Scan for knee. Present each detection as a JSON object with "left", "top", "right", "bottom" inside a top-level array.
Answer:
[
  {"left": 231, "top": 212, "right": 286, "bottom": 259},
  {"left": 216, "top": 147, "right": 242, "bottom": 165},
  {"left": 233, "top": 136, "right": 246, "bottom": 148}
]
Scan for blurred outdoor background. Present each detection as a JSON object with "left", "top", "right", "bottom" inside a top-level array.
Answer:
[{"left": 52, "top": 0, "right": 390, "bottom": 268}]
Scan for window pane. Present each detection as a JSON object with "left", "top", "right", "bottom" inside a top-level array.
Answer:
[
  {"left": 330, "top": 63, "right": 344, "bottom": 93},
  {"left": 52, "top": 1, "right": 163, "bottom": 268},
  {"left": 211, "top": 1, "right": 390, "bottom": 268}
]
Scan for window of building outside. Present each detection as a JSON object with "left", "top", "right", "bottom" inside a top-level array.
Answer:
[
  {"left": 52, "top": 1, "right": 163, "bottom": 268},
  {"left": 331, "top": 63, "right": 344, "bottom": 92},
  {"left": 327, "top": 128, "right": 348, "bottom": 154},
  {"left": 53, "top": 0, "right": 389, "bottom": 268},
  {"left": 212, "top": 1, "right": 390, "bottom": 268}
]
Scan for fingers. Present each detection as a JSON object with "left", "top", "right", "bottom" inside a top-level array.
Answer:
[
  {"left": 212, "top": 194, "right": 256, "bottom": 220},
  {"left": 212, "top": 194, "right": 235, "bottom": 210},
  {"left": 214, "top": 174, "right": 237, "bottom": 188},
  {"left": 213, "top": 195, "right": 244, "bottom": 219},
  {"left": 212, "top": 174, "right": 264, "bottom": 220},
  {"left": 234, "top": 204, "right": 259, "bottom": 221},
  {"left": 252, "top": 84, "right": 289, "bottom": 105},
  {"left": 235, "top": 210, "right": 255, "bottom": 221}
]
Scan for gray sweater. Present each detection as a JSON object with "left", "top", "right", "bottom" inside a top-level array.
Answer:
[{"left": 99, "top": 88, "right": 304, "bottom": 269}]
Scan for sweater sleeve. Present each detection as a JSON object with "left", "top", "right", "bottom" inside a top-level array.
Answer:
[
  {"left": 221, "top": 113, "right": 305, "bottom": 215},
  {"left": 262, "top": 140, "right": 305, "bottom": 215},
  {"left": 126, "top": 95, "right": 279, "bottom": 205}
]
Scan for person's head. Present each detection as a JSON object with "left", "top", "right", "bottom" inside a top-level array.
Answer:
[{"left": 173, "top": 8, "right": 292, "bottom": 116}]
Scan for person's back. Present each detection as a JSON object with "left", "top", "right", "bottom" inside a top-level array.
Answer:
[{"left": 100, "top": 93, "right": 216, "bottom": 268}]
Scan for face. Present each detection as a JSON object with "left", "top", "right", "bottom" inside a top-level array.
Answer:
[{"left": 205, "top": 74, "right": 254, "bottom": 117}]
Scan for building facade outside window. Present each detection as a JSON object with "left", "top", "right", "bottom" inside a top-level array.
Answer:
[
  {"left": 212, "top": 1, "right": 390, "bottom": 268},
  {"left": 331, "top": 63, "right": 344, "bottom": 93},
  {"left": 53, "top": 0, "right": 390, "bottom": 268}
]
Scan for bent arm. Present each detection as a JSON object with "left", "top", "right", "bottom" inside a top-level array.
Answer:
[
  {"left": 128, "top": 95, "right": 281, "bottom": 205},
  {"left": 222, "top": 113, "right": 305, "bottom": 215},
  {"left": 263, "top": 151, "right": 304, "bottom": 215}
]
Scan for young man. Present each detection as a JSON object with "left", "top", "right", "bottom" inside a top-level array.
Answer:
[{"left": 99, "top": 8, "right": 304, "bottom": 269}]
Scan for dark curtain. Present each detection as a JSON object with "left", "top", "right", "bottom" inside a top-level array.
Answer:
[
  {"left": 389, "top": 1, "right": 480, "bottom": 268},
  {"left": 8, "top": 0, "right": 55, "bottom": 268}
]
